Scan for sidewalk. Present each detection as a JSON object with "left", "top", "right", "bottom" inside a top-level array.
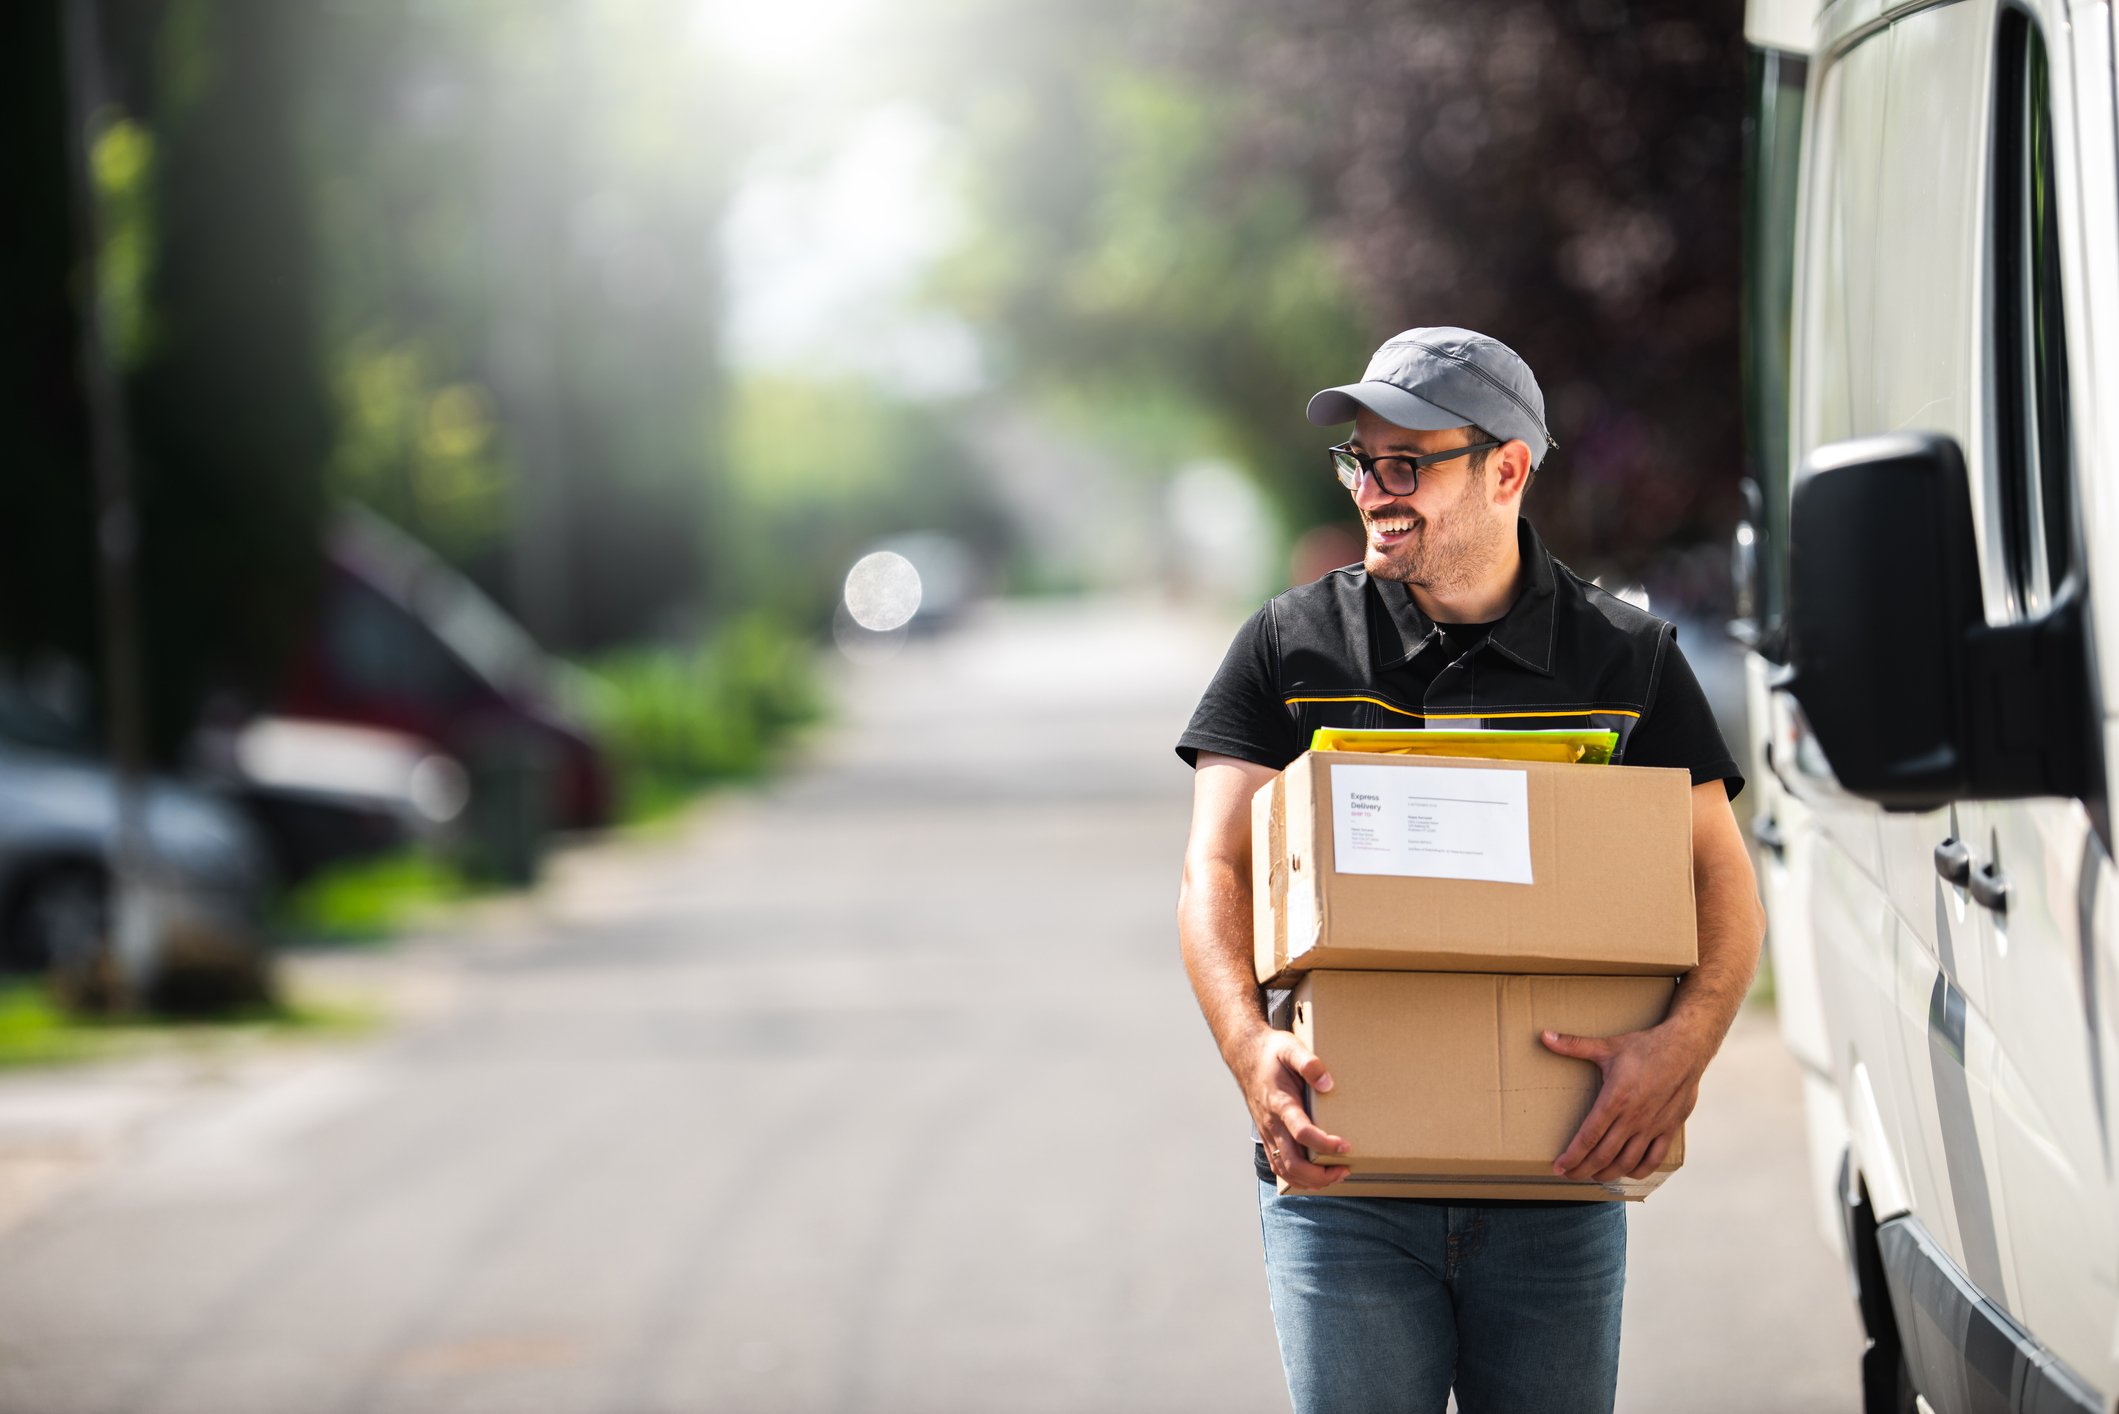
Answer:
[{"left": 0, "top": 805, "right": 723, "bottom": 1240}]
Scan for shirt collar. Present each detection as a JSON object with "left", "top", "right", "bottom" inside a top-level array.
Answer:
[{"left": 1371, "top": 516, "right": 1558, "bottom": 676}]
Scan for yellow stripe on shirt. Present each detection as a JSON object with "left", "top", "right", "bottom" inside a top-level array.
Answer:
[{"left": 1283, "top": 694, "right": 1642, "bottom": 721}]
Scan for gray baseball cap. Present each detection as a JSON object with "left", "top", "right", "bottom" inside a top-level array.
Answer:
[{"left": 1306, "top": 326, "right": 1557, "bottom": 469}]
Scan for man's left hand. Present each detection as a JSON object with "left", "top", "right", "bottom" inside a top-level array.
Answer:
[{"left": 1541, "top": 1022, "right": 1709, "bottom": 1182}]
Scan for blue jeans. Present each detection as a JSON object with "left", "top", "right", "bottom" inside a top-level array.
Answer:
[{"left": 1255, "top": 1164, "right": 1627, "bottom": 1414}]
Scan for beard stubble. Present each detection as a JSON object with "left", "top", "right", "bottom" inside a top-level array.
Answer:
[{"left": 1361, "top": 464, "right": 1506, "bottom": 597}]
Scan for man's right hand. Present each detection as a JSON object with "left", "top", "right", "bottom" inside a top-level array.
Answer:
[
  {"left": 1239, "top": 1029, "right": 1351, "bottom": 1190},
  {"left": 1179, "top": 755, "right": 1352, "bottom": 1192}
]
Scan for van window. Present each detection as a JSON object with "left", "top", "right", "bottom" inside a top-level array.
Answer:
[
  {"left": 1992, "top": 12, "right": 2073, "bottom": 608},
  {"left": 1741, "top": 45, "right": 1809, "bottom": 639}
]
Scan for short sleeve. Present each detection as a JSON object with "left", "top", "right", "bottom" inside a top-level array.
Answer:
[
  {"left": 1622, "top": 627, "right": 1746, "bottom": 800},
  {"left": 1176, "top": 603, "right": 1301, "bottom": 770}
]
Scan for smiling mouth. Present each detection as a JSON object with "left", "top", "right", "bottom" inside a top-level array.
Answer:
[{"left": 1366, "top": 516, "right": 1419, "bottom": 543}]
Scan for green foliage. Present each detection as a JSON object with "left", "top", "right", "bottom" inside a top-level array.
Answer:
[
  {"left": 0, "top": 984, "right": 94, "bottom": 1067},
  {"left": 10, "top": 0, "right": 1751, "bottom": 804},
  {"left": 0, "top": 981, "right": 382, "bottom": 1070},
  {"left": 730, "top": 377, "right": 918, "bottom": 508},
  {"left": 578, "top": 617, "right": 823, "bottom": 822},
  {"left": 326, "top": 335, "right": 510, "bottom": 564},
  {"left": 279, "top": 851, "right": 481, "bottom": 944},
  {"left": 723, "top": 373, "right": 1008, "bottom": 626},
  {"left": 90, "top": 117, "right": 157, "bottom": 368},
  {"left": 908, "top": 0, "right": 1748, "bottom": 578},
  {"left": 305, "top": 0, "right": 746, "bottom": 652},
  {"left": 911, "top": 0, "right": 1368, "bottom": 530}
]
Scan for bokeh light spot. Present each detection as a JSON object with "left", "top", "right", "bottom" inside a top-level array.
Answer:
[{"left": 843, "top": 551, "right": 922, "bottom": 631}]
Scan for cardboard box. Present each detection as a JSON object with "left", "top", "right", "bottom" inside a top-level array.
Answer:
[
  {"left": 1282, "top": 970, "right": 1684, "bottom": 1201},
  {"left": 1252, "top": 751, "right": 1696, "bottom": 984}
]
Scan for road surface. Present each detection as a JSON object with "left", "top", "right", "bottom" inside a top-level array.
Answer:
[{"left": 0, "top": 598, "right": 1861, "bottom": 1413}]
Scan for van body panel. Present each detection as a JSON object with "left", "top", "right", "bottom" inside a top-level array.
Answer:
[
  {"left": 1819, "top": 0, "right": 1890, "bottom": 58},
  {"left": 1980, "top": 801, "right": 2119, "bottom": 1392},
  {"left": 1892, "top": 916, "right": 2019, "bottom": 1311},
  {"left": 1810, "top": 822, "right": 1933, "bottom": 1217},
  {"left": 1761, "top": 813, "right": 1831, "bottom": 1064},
  {"left": 1792, "top": 28, "right": 1866, "bottom": 454},
  {"left": 1750, "top": 0, "right": 2119, "bottom": 1398},
  {"left": 1836, "top": 28, "right": 1893, "bottom": 444},
  {"left": 1878, "top": 1215, "right": 2105, "bottom": 1413},
  {"left": 1749, "top": 0, "right": 1819, "bottom": 54},
  {"left": 2058, "top": 15, "right": 2119, "bottom": 983},
  {"left": 1849, "top": 1054, "right": 1914, "bottom": 1221},
  {"left": 1876, "top": 3, "right": 2004, "bottom": 622},
  {"left": 1879, "top": 807, "right": 1990, "bottom": 1014},
  {"left": 2067, "top": 5, "right": 2119, "bottom": 721}
]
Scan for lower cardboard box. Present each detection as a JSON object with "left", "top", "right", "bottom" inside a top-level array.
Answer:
[{"left": 1276, "top": 970, "right": 1684, "bottom": 1202}]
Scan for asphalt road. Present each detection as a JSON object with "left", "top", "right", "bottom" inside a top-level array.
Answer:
[{"left": 0, "top": 598, "right": 1861, "bottom": 1413}]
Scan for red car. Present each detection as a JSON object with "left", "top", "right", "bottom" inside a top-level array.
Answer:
[{"left": 277, "top": 511, "right": 613, "bottom": 835}]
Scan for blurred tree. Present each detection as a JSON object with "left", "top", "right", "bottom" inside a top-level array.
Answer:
[
  {"left": 1, "top": 0, "right": 332, "bottom": 761},
  {"left": 903, "top": 0, "right": 1370, "bottom": 540},
  {"left": 8, "top": 0, "right": 1747, "bottom": 751},
  {"left": 725, "top": 373, "right": 1010, "bottom": 628},
  {"left": 1201, "top": 0, "right": 1748, "bottom": 581},
  {"left": 0, "top": 4, "right": 100, "bottom": 697},
  {"left": 912, "top": 0, "right": 1746, "bottom": 586},
  {"left": 121, "top": 0, "right": 333, "bottom": 758},
  {"left": 307, "top": 0, "right": 739, "bottom": 653}
]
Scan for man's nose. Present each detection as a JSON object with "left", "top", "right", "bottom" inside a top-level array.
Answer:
[{"left": 1352, "top": 471, "right": 1409, "bottom": 513}]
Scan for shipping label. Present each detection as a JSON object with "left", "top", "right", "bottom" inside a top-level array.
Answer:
[{"left": 1328, "top": 764, "right": 1533, "bottom": 885}]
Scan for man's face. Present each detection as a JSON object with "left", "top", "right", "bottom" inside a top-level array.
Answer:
[{"left": 1346, "top": 408, "right": 1512, "bottom": 594}]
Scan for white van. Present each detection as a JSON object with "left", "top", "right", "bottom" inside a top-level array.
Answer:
[{"left": 1738, "top": 0, "right": 2119, "bottom": 1408}]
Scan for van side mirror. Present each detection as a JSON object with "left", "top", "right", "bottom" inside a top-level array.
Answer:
[{"left": 1779, "top": 432, "right": 2096, "bottom": 810}]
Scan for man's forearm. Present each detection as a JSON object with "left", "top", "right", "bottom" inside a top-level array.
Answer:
[
  {"left": 1177, "top": 857, "right": 1271, "bottom": 1072},
  {"left": 1663, "top": 850, "right": 1765, "bottom": 1057}
]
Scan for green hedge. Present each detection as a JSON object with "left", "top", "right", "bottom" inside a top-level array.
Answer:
[{"left": 577, "top": 616, "right": 823, "bottom": 822}]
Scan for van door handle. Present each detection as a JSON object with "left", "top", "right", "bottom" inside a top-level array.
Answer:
[
  {"left": 1969, "top": 862, "right": 2009, "bottom": 913},
  {"left": 1934, "top": 838, "right": 1971, "bottom": 885},
  {"left": 1754, "top": 815, "right": 1785, "bottom": 857}
]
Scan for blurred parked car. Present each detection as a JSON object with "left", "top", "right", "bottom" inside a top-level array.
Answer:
[
  {"left": 278, "top": 509, "right": 614, "bottom": 833},
  {"left": 206, "top": 715, "right": 469, "bottom": 887},
  {"left": 0, "top": 690, "right": 268, "bottom": 990}
]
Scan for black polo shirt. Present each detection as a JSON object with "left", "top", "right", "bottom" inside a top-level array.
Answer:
[
  {"left": 1177, "top": 517, "right": 1743, "bottom": 796},
  {"left": 1182, "top": 517, "right": 1740, "bottom": 1203}
]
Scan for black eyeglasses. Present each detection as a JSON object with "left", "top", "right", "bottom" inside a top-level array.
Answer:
[{"left": 1329, "top": 438, "right": 1502, "bottom": 497}]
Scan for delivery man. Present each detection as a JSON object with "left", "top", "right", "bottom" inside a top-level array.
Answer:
[{"left": 1174, "top": 326, "right": 1765, "bottom": 1414}]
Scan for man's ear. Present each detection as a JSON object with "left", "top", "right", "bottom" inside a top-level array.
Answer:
[{"left": 1491, "top": 440, "right": 1534, "bottom": 506}]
